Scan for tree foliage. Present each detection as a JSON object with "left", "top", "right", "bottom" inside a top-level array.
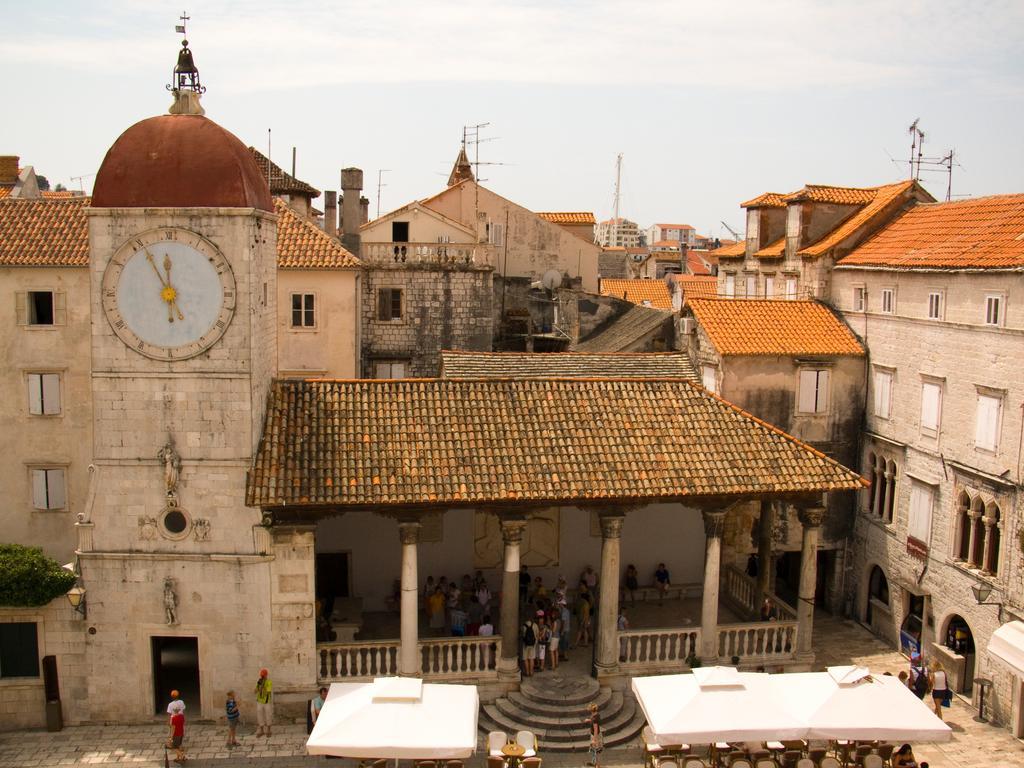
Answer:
[{"left": 0, "top": 544, "right": 77, "bottom": 607}]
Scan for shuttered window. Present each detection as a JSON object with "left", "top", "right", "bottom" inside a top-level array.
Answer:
[
  {"left": 852, "top": 286, "right": 865, "bottom": 311},
  {"left": 985, "top": 294, "right": 1003, "bottom": 326},
  {"left": 873, "top": 369, "right": 893, "bottom": 419},
  {"left": 908, "top": 482, "right": 934, "bottom": 546},
  {"left": 31, "top": 468, "right": 66, "bottom": 510},
  {"left": 786, "top": 278, "right": 798, "bottom": 300},
  {"left": 798, "top": 369, "right": 830, "bottom": 414},
  {"left": 881, "top": 288, "right": 894, "bottom": 314},
  {"left": 702, "top": 365, "right": 718, "bottom": 394},
  {"left": 374, "top": 361, "right": 407, "bottom": 379},
  {"left": 920, "top": 382, "right": 942, "bottom": 432},
  {"left": 927, "top": 292, "right": 943, "bottom": 320},
  {"left": 745, "top": 275, "right": 756, "bottom": 298},
  {"left": 16, "top": 291, "right": 66, "bottom": 326},
  {"left": 724, "top": 274, "right": 735, "bottom": 298},
  {"left": 27, "top": 373, "right": 61, "bottom": 416},
  {"left": 975, "top": 394, "right": 1002, "bottom": 451},
  {"left": 764, "top": 276, "right": 775, "bottom": 298},
  {"left": 377, "top": 288, "right": 403, "bottom": 321}
]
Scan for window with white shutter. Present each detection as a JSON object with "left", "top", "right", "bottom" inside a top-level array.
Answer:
[
  {"left": 31, "top": 468, "right": 66, "bottom": 510},
  {"left": 873, "top": 369, "right": 893, "bottom": 419},
  {"left": 745, "top": 275, "right": 756, "bottom": 298},
  {"left": 881, "top": 288, "right": 894, "bottom": 314},
  {"left": 786, "top": 278, "right": 798, "bottom": 300},
  {"left": 724, "top": 274, "right": 735, "bottom": 298},
  {"left": 798, "top": 369, "right": 830, "bottom": 414},
  {"left": 907, "top": 482, "right": 934, "bottom": 547},
  {"left": 975, "top": 394, "right": 1002, "bottom": 451},
  {"left": 764, "top": 276, "right": 775, "bottom": 298},
  {"left": 374, "top": 361, "right": 407, "bottom": 379},
  {"left": 920, "top": 381, "right": 942, "bottom": 432},
  {"left": 27, "top": 373, "right": 61, "bottom": 416},
  {"left": 702, "top": 365, "right": 718, "bottom": 394},
  {"left": 985, "top": 294, "right": 1004, "bottom": 326},
  {"left": 852, "top": 286, "right": 865, "bottom": 312},
  {"left": 927, "top": 291, "right": 943, "bottom": 320}
]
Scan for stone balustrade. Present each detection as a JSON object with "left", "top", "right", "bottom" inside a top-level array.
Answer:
[
  {"left": 618, "top": 627, "right": 701, "bottom": 673},
  {"left": 361, "top": 242, "right": 490, "bottom": 267},
  {"left": 717, "top": 620, "right": 798, "bottom": 663},
  {"left": 319, "top": 639, "right": 399, "bottom": 680},
  {"left": 318, "top": 636, "right": 500, "bottom": 682},
  {"left": 722, "top": 563, "right": 798, "bottom": 622}
]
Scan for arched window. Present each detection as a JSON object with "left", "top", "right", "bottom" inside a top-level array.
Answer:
[
  {"left": 866, "top": 452, "right": 878, "bottom": 513},
  {"left": 985, "top": 504, "right": 1001, "bottom": 575},
  {"left": 869, "top": 565, "right": 890, "bottom": 605},
  {"left": 955, "top": 491, "right": 971, "bottom": 561}
]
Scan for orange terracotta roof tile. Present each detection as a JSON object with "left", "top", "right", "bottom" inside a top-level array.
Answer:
[
  {"left": 688, "top": 299, "right": 864, "bottom": 357},
  {"left": 0, "top": 197, "right": 90, "bottom": 266},
  {"left": 537, "top": 211, "right": 596, "bottom": 225},
  {"left": 0, "top": 187, "right": 10, "bottom": 199},
  {"left": 674, "top": 275, "right": 719, "bottom": 300},
  {"left": 741, "top": 192, "right": 787, "bottom": 209},
  {"left": 600, "top": 278, "right": 674, "bottom": 310},
  {"left": 783, "top": 185, "right": 875, "bottom": 206},
  {"left": 686, "top": 251, "right": 712, "bottom": 276},
  {"left": 441, "top": 351, "right": 698, "bottom": 381},
  {"left": 652, "top": 240, "right": 681, "bottom": 248},
  {"left": 655, "top": 223, "right": 695, "bottom": 230},
  {"left": 754, "top": 236, "right": 786, "bottom": 258},
  {"left": 247, "top": 378, "right": 866, "bottom": 509},
  {"left": 275, "top": 198, "right": 361, "bottom": 269},
  {"left": 249, "top": 147, "right": 320, "bottom": 198},
  {"left": 712, "top": 240, "right": 746, "bottom": 258},
  {"left": 42, "top": 190, "right": 75, "bottom": 199},
  {"left": 798, "top": 181, "right": 921, "bottom": 258},
  {"left": 837, "top": 193, "right": 1024, "bottom": 270}
]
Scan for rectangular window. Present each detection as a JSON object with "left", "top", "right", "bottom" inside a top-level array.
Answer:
[
  {"left": 377, "top": 288, "right": 403, "bottom": 321},
  {"left": 391, "top": 221, "right": 410, "bottom": 243},
  {"left": 374, "top": 361, "right": 407, "bottom": 379},
  {"left": 907, "top": 482, "right": 934, "bottom": 547},
  {"left": 290, "top": 293, "right": 315, "bottom": 328},
  {"left": 745, "top": 275, "right": 756, "bottom": 298},
  {"left": 881, "top": 288, "right": 894, "bottom": 314},
  {"left": 27, "top": 373, "right": 61, "bottom": 416},
  {"left": 920, "top": 381, "right": 942, "bottom": 432},
  {"left": 985, "top": 294, "right": 1003, "bottom": 326},
  {"left": 786, "top": 278, "right": 797, "bottom": 300},
  {"left": 764, "top": 275, "right": 775, "bottom": 298},
  {"left": 702, "top": 365, "right": 718, "bottom": 394},
  {"left": 16, "top": 291, "right": 66, "bottom": 326},
  {"left": 873, "top": 368, "right": 893, "bottom": 420},
  {"left": 786, "top": 204, "right": 801, "bottom": 238},
  {"left": 487, "top": 222, "right": 505, "bottom": 247},
  {"left": 798, "top": 369, "right": 830, "bottom": 414},
  {"left": 853, "top": 286, "right": 865, "bottom": 312},
  {"left": 31, "top": 468, "right": 66, "bottom": 510},
  {"left": 927, "top": 291, "right": 943, "bottom": 320},
  {"left": 975, "top": 393, "right": 1003, "bottom": 451},
  {"left": 724, "top": 274, "right": 735, "bottom": 298},
  {"left": 0, "top": 623, "right": 40, "bottom": 678}
]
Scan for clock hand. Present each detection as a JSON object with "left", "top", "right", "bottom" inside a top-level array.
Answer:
[
  {"left": 163, "top": 255, "right": 185, "bottom": 320},
  {"left": 145, "top": 249, "right": 169, "bottom": 287}
]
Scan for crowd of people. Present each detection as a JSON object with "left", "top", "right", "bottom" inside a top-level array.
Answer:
[{"left": 423, "top": 571, "right": 496, "bottom": 640}]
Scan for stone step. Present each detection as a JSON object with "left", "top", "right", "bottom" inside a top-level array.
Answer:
[
  {"left": 478, "top": 703, "right": 645, "bottom": 753},
  {"left": 518, "top": 674, "right": 599, "bottom": 706},
  {"left": 482, "top": 695, "right": 636, "bottom": 743},
  {"left": 493, "top": 691, "right": 625, "bottom": 731},
  {"left": 503, "top": 686, "right": 614, "bottom": 719}
]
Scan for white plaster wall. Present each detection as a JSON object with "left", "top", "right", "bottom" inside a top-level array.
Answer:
[
  {"left": 316, "top": 504, "right": 706, "bottom": 612},
  {"left": 278, "top": 269, "right": 359, "bottom": 377}
]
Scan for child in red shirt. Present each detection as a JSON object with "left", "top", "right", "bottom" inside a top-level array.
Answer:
[{"left": 169, "top": 704, "right": 186, "bottom": 763}]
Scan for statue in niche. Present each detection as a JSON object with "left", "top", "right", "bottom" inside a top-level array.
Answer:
[
  {"left": 164, "top": 576, "right": 179, "bottom": 625},
  {"left": 139, "top": 516, "right": 158, "bottom": 540},
  {"left": 193, "top": 518, "right": 211, "bottom": 541},
  {"left": 157, "top": 439, "right": 182, "bottom": 505}
]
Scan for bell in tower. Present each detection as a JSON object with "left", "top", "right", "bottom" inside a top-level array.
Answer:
[{"left": 167, "top": 14, "right": 206, "bottom": 116}]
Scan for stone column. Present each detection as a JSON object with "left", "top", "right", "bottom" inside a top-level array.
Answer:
[
  {"left": 398, "top": 521, "right": 421, "bottom": 677},
  {"left": 882, "top": 466, "right": 894, "bottom": 521},
  {"left": 595, "top": 513, "right": 625, "bottom": 675},
  {"left": 498, "top": 518, "right": 527, "bottom": 680},
  {"left": 700, "top": 508, "right": 727, "bottom": 661},
  {"left": 756, "top": 500, "right": 774, "bottom": 603},
  {"left": 796, "top": 506, "right": 825, "bottom": 657},
  {"left": 982, "top": 516, "right": 996, "bottom": 572}
]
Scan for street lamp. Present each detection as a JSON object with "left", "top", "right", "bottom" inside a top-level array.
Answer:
[
  {"left": 971, "top": 581, "right": 1003, "bottom": 622},
  {"left": 66, "top": 585, "right": 87, "bottom": 618}
]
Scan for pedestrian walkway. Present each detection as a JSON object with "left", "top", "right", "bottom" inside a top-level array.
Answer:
[{"left": 1, "top": 614, "right": 1021, "bottom": 767}]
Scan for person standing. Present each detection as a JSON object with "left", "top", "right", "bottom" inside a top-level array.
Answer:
[
  {"left": 519, "top": 566, "right": 532, "bottom": 604},
  {"left": 586, "top": 702, "right": 603, "bottom": 767},
  {"left": 168, "top": 702, "right": 187, "bottom": 763},
  {"left": 535, "top": 613, "right": 551, "bottom": 672},
  {"left": 575, "top": 582, "right": 593, "bottom": 647},
  {"left": 623, "top": 564, "right": 639, "bottom": 604},
  {"left": 617, "top": 607, "right": 630, "bottom": 662},
  {"left": 654, "top": 563, "right": 671, "bottom": 606},
  {"left": 254, "top": 668, "right": 273, "bottom": 737},
  {"left": 929, "top": 661, "right": 950, "bottom": 720},
  {"left": 166, "top": 689, "right": 185, "bottom": 716},
  {"left": 479, "top": 614, "right": 495, "bottom": 668},
  {"left": 307, "top": 686, "right": 328, "bottom": 734},
  {"left": 548, "top": 608, "right": 561, "bottom": 671},
  {"left": 909, "top": 654, "right": 929, "bottom": 700},
  {"left": 427, "top": 586, "right": 446, "bottom": 636},
  {"left": 521, "top": 613, "right": 539, "bottom": 676},
  {"left": 224, "top": 691, "right": 240, "bottom": 747}
]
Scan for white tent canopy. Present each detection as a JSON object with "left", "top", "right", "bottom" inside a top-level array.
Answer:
[
  {"left": 988, "top": 621, "right": 1024, "bottom": 678},
  {"left": 632, "top": 667, "right": 808, "bottom": 743},
  {"left": 775, "top": 666, "right": 952, "bottom": 742},
  {"left": 306, "top": 678, "right": 480, "bottom": 759}
]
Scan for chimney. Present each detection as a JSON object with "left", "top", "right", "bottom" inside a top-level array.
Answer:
[
  {"left": 360, "top": 196, "right": 369, "bottom": 225},
  {"left": 340, "top": 167, "right": 363, "bottom": 257},
  {"left": 0, "top": 156, "right": 19, "bottom": 185},
  {"left": 324, "top": 191, "right": 338, "bottom": 237}
]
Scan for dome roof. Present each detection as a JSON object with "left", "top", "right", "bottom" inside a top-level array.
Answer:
[{"left": 92, "top": 114, "right": 273, "bottom": 211}]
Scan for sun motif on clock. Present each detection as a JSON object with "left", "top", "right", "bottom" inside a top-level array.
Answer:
[{"left": 101, "top": 228, "right": 236, "bottom": 360}]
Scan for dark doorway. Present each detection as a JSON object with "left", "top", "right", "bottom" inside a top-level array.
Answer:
[
  {"left": 944, "top": 614, "right": 976, "bottom": 693},
  {"left": 316, "top": 552, "right": 351, "bottom": 623},
  {"left": 900, "top": 593, "right": 925, "bottom": 657},
  {"left": 391, "top": 221, "right": 409, "bottom": 242},
  {"left": 151, "top": 637, "right": 200, "bottom": 716},
  {"left": 774, "top": 552, "right": 800, "bottom": 607},
  {"left": 815, "top": 550, "right": 833, "bottom": 612},
  {"left": 866, "top": 565, "right": 890, "bottom": 626}
]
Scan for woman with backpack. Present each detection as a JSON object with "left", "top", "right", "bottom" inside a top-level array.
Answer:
[{"left": 521, "top": 614, "right": 539, "bottom": 676}]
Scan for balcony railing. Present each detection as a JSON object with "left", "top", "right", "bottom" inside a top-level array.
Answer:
[
  {"left": 618, "top": 627, "right": 701, "bottom": 673},
  {"left": 361, "top": 242, "right": 491, "bottom": 267},
  {"left": 318, "top": 636, "right": 501, "bottom": 682}
]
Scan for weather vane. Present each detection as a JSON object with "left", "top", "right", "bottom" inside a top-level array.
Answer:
[{"left": 167, "top": 11, "right": 205, "bottom": 94}]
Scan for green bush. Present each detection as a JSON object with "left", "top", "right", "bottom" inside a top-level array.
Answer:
[{"left": 0, "top": 544, "right": 77, "bottom": 607}]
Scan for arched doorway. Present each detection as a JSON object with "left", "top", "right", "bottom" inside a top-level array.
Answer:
[
  {"left": 942, "top": 614, "right": 977, "bottom": 693},
  {"left": 864, "top": 565, "right": 892, "bottom": 638}
]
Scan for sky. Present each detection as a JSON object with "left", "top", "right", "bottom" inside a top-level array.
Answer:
[{"left": 3, "top": 0, "right": 1022, "bottom": 238}]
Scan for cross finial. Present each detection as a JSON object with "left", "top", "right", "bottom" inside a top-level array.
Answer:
[{"left": 175, "top": 11, "right": 190, "bottom": 36}]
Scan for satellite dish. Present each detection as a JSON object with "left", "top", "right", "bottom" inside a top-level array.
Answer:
[{"left": 542, "top": 269, "right": 562, "bottom": 291}]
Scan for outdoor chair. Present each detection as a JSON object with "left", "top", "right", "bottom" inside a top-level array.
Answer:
[
  {"left": 414, "top": 761, "right": 437, "bottom": 768},
  {"left": 754, "top": 760, "right": 779, "bottom": 768},
  {"left": 521, "top": 758, "right": 542, "bottom": 768},
  {"left": 488, "top": 731, "right": 509, "bottom": 757},
  {"left": 780, "top": 751, "right": 802, "bottom": 768},
  {"left": 854, "top": 745, "right": 873, "bottom": 763},
  {"left": 487, "top": 757, "right": 505, "bottom": 768},
  {"left": 643, "top": 726, "right": 666, "bottom": 766},
  {"left": 819, "top": 758, "right": 842, "bottom": 768},
  {"left": 729, "top": 759, "right": 753, "bottom": 768},
  {"left": 875, "top": 744, "right": 894, "bottom": 766},
  {"left": 861, "top": 757, "right": 882, "bottom": 768},
  {"left": 795, "top": 759, "right": 815, "bottom": 768},
  {"left": 657, "top": 760, "right": 679, "bottom": 768},
  {"left": 445, "top": 761, "right": 464, "bottom": 768},
  {"left": 807, "top": 750, "right": 827, "bottom": 765},
  {"left": 750, "top": 751, "right": 771, "bottom": 762},
  {"left": 681, "top": 759, "right": 705, "bottom": 768},
  {"left": 515, "top": 730, "right": 538, "bottom": 758},
  {"left": 727, "top": 752, "right": 748, "bottom": 766}
]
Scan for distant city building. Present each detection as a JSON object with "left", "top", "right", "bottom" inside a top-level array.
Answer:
[
  {"left": 645, "top": 223, "right": 696, "bottom": 248},
  {"left": 595, "top": 216, "right": 641, "bottom": 248}
]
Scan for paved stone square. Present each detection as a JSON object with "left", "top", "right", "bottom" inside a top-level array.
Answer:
[{"left": 0, "top": 614, "right": 1021, "bottom": 768}]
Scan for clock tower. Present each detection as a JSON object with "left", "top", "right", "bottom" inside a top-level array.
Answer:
[{"left": 77, "top": 37, "right": 282, "bottom": 722}]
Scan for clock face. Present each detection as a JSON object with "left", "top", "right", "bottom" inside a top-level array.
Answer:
[{"left": 101, "top": 228, "right": 236, "bottom": 360}]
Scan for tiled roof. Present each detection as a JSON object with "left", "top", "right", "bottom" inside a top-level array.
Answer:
[
  {"left": 652, "top": 240, "right": 681, "bottom": 248},
  {"left": 573, "top": 304, "right": 673, "bottom": 352},
  {"left": 837, "top": 193, "right": 1024, "bottom": 270},
  {"left": 686, "top": 251, "right": 712, "bottom": 276},
  {"left": 754, "top": 236, "right": 786, "bottom": 258},
  {"left": 275, "top": 198, "right": 361, "bottom": 269},
  {"left": 797, "top": 181, "right": 920, "bottom": 258},
  {"left": 0, "top": 187, "right": 8, "bottom": 199},
  {"left": 655, "top": 223, "right": 695, "bottom": 230},
  {"left": 537, "top": 211, "right": 596, "bottom": 225},
  {"left": 249, "top": 147, "right": 320, "bottom": 198},
  {"left": 600, "top": 278, "right": 673, "bottom": 310},
  {"left": 0, "top": 197, "right": 90, "bottom": 266},
  {"left": 625, "top": 247, "right": 649, "bottom": 255},
  {"left": 783, "top": 185, "right": 875, "bottom": 206},
  {"left": 674, "top": 275, "right": 718, "bottom": 300},
  {"left": 440, "top": 351, "right": 698, "bottom": 381},
  {"left": 741, "top": 192, "right": 787, "bottom": 209},
  {"left": 688, "top": 299, "right": 864, "bottom": 357},
  {"left": 0, "top": 187, "right": 80, "bottom": 200},
  {"left": 712, "top": 240, "right": 746, "bottom": 258},
  {"left": 247, "top": 378, "right": 866, "bottom": 509}
]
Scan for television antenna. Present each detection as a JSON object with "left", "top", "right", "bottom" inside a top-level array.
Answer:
[
  {"left": 887, "top": 120, "right": 964, "bottom": 201},
  {"left": 375, "top": 169, "right": 390, "bottom": 219},
  {"left": 462, "top": 122, "right": 507, "bottom": 183},
  {"left": 611, "top": 153, "right": 623, "bottom": 222},
  {"left": 71, "top": 173, "right": 95, "bottom": 193}
]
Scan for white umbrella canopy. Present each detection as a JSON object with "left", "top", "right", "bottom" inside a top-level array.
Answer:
[
  {"left": 306, "top": 678, "right": 480, "bottom": 759},
  {"left": 773, "top": 666, "right": 953, "bottom": 742},
  {"left": 632, "top": 667, "right": 808, "bottom": 743}
]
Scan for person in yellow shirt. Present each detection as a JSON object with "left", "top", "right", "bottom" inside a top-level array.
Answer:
[{"left": 255, "top": 668, "right": 273, "bottom": 737}]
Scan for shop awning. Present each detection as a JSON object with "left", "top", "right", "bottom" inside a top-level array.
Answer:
[{"left": 988, "top": 621, "right": 1024, "bottom": 677}]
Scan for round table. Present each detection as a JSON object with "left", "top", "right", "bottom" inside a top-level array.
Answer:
[{"left": 502, "top": 743, "right": 527, "bottom": 766}]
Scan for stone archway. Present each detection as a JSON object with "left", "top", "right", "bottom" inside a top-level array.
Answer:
[
  {"left": 939, "top": 613, "right": 977, "bottom": 694},
  {"left": 862, "top": 563, "right": 893, "bottom": 642}
]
